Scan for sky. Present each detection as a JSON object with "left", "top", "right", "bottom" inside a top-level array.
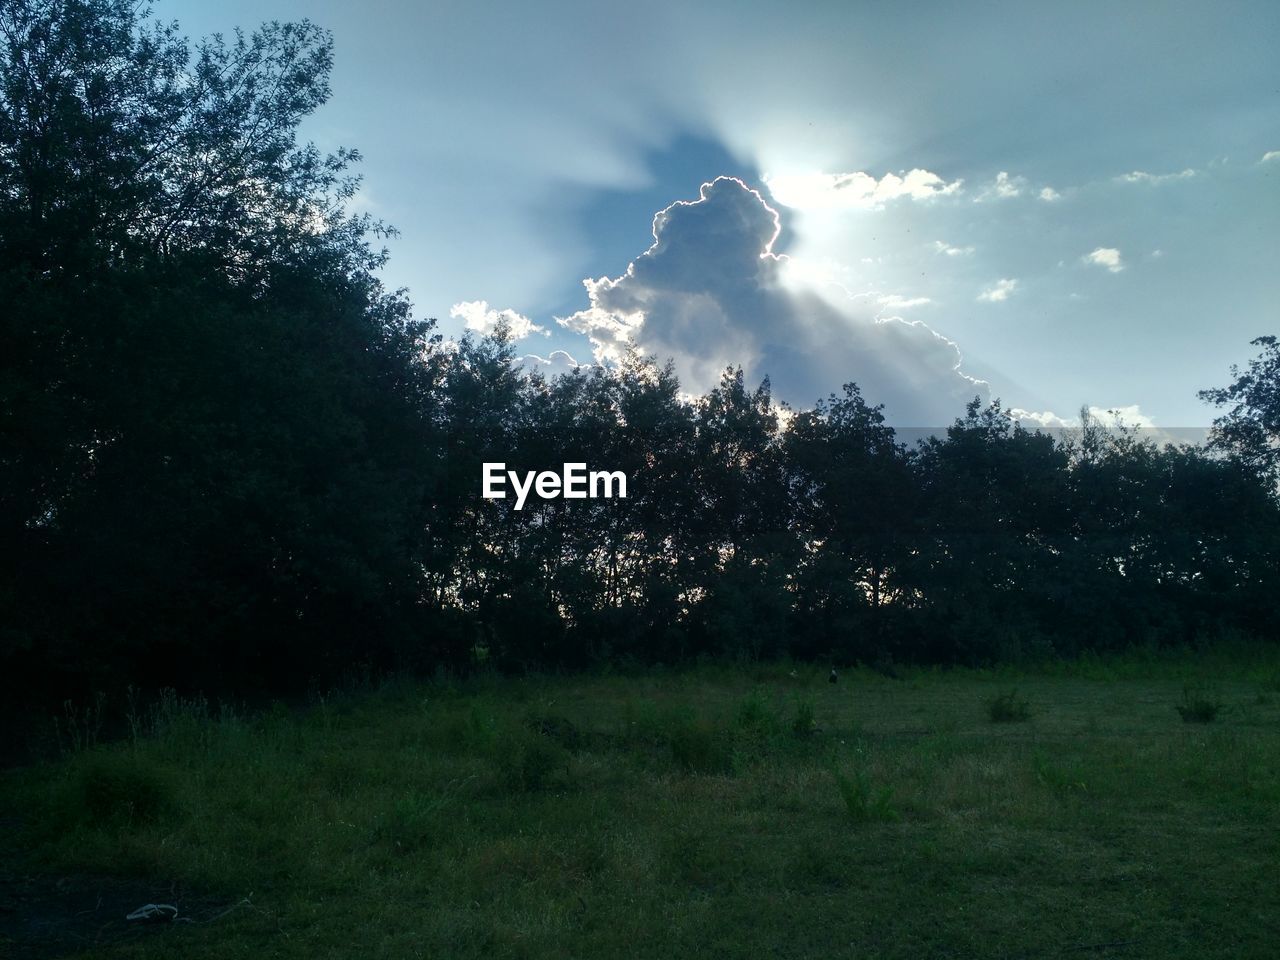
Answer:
[{"left": 158, "top": 0, "right": 1279, "bottom": 427}]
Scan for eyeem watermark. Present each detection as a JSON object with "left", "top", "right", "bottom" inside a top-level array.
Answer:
[{"left": 482, "top": 462, "right": 628, "bottom": 510}]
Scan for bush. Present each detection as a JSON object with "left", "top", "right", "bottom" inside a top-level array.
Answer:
[
  {"left": 986, "top": 689, "right": 1032, "bottom": 723},
  {"left": 1176, "top": 685, "right": 1223, "bottom": 724}
]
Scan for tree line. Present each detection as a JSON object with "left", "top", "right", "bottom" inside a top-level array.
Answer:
[{"left": 3, "top": 2, "right": 1278, "bottom": 717}]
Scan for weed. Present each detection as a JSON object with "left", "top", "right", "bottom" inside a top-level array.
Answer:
[
  {"left": 791, "top": 696, "right": 817, "bottom": 739},
  {"left": 831, "top": 756, "right": 898, "bottom": 823},
  {"left": 733, "top": 688, "right": 780, "bottom": 764},
  {"left": 54, "top": 693, "right": 107, "bottom": 754},
  {"left": 669, "top": 714, "right": 734, "bottom": 775},
  {"left": 1176, "top": 685, "right": 1223, "bottom": 724},
  {"left": 986, "top": 689, "right": 1032, "bottom": 723},
  {"left": 525, "top": 709, "right": 582, "bottom": 752},
  {"left": 494, "top": 730, "right": 571, "bottom": 791}
]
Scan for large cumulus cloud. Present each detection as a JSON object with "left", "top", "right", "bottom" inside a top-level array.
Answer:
[{"left": 560, "top": 177, "right": 988, "bottom": 425}]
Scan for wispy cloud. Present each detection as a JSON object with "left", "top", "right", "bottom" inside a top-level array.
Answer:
[
  {"left": 1262, "top": 150, "right": 1280, "bottom": 164},
  {"left": 1083, "top": 247, "right": 1124, "bottom": 273},
  {"left": 1038, "top": 186, "right": 1062, "bottom": 202},
  {"left": 932, "top": 240, "right": 974, "bottom": 256},
  {"left": 1116, "top": 168, "right": 1196, "bottom": 185},
  {"left": 762, "top": 169, "right": 962, "bottom": 210},
  {"left": 977, "top": 278, "right": 1018, "bottom": 302},
  {"left": 877, "top": 294, "right": 932, "bottom": 310}
]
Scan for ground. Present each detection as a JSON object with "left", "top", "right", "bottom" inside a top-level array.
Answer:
[{"left": 2, "top": 649, "right": 1278, "bottom": 959}]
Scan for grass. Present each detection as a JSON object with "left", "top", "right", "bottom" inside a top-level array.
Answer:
[
  {"left": 3, "top": 651, "right": 1280, "bottom": 959},
  {"left": 1175, "top": 683, "right": 1224, "bottom": 724},
  {"left": 986, "top": 687, "right": 1032, "bottom": 723}
]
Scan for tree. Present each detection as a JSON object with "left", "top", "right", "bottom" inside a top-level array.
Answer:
[
  {"left": 1199, "top": 336, "right": 1280, "bottom": 483},
  {"left": 785, "top": 383, "right": 913, "bottom": 662},
  {"left": 0, "top": 1, "right": 437, "bottom": 709}
]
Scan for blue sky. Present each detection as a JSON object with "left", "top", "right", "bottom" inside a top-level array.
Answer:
[{"left": 158, "top": 0, "right": 1278, "bottom": 426}]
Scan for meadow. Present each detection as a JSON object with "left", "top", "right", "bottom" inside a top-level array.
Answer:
[{"left": 3, "top": 649, "right": 1279, "bottom": 959}]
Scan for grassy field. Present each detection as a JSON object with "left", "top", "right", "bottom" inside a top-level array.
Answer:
[{"left": 3, "top": 650, "right": 1279, "bottom": 959}]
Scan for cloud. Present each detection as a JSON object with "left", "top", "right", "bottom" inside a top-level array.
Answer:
[
  {"left": 932, "top": 240, "right": 974, "bottom": 256},
  {"left": 977, "top": 278, "right": 1018, "bottom": 302},
  {"left": 449, "top": 300, "right": 548, "bottom": 339},
  {"left": 975, "top": 171, "right": 1025, "bottom": 201},
  {"left": 877, "top": 294, "right": 932, "bottom": 310},
  {"left": 1038, "top": 186, "right": 1062, "bottom": 202},
  {"left": 1116, "top": 168, "right": 1196, "bottom": 184},
  {"left": 1083, "top": 247, "right": 1124, "bottom": 273},
  {"left": 1262, "top": 151, "right": 1280, "bottom": 164},
  {"left": 519, "top": 350, "right": 590, "bottom": 377},
  {"left": 559, "top": 177, "right": 988, "bottom": 424},
  {"left": 762, "top": 168, "right": 962, "bottom": 210},
  {"left": 1010, "top": 404, "right": 1159, "bottom": 431}
]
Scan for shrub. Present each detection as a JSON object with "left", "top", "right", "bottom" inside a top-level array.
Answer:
[
  {"left": 1176, "top": 685, "right": 1223, "bottom": 724},
  {"left": 986, "top": 689, "right": 1032, "bottom": 723}
]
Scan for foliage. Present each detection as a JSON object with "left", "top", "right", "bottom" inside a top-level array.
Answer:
[
  {"left": 1200, "top": 335, "right": 1280, "bottom": 483},
  {"left": 831, "top": 754, "right": 899, "bottom": 823}
]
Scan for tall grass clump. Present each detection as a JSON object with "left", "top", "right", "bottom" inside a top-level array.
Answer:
[
  {"left": 791, "top": 696, "right": 817, "bottom": 739},
  {"left": 986, "top": 689, "right": 1032, "bottom": 723},
  {"left": 668, "top": 711, "right": 734, "bottom": 775},
  {"left": 831, "top": 756, "right": 898, "bottom": 823}
]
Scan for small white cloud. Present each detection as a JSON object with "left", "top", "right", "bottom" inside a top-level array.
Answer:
[
  {"left": 449, "top": 299, "right": 548, "bottom": 339},
  {"left": 1262, "top": 150, "right": 1280, "bottom": 164},
  {"left": 1116, "top": 168, "right": 1196, "bottom": 185},
  {"left": 1150, "top": 249, "right": 1164, "bottom": 259},
  {"left": 877, "top": 294, "right": 932, "bottom": 310},
  {"left": 932, "top": 240, "right": 974, "bottom": 256},
  {"left": 975, "top": 171, "right": 1025, "bottom": 201},
  {"left": 1010, "top": 408, "right": 1075, "bottom": 429},
  {"left": 977, "top": 278, "right": 1018, "bottom": 302},
  {"left": 763, "top": 168, "right": 962, "bottom": 210},
  {"left": 1038, "top": 186, "right": 1061, "bottom": 202},
  {"left": 1084, "top": 247, "right": 1124, "bottom": 273}
]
